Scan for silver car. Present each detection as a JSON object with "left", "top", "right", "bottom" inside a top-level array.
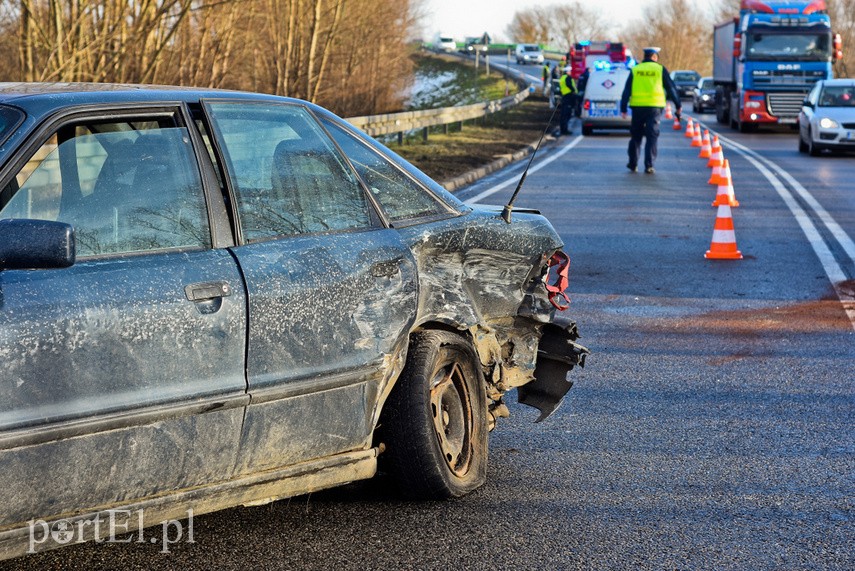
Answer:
[{"left": 798, "top": 79, "right": 855, "bottom": 156}]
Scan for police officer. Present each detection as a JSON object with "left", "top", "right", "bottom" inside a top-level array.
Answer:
[
  {"left": 619, "top": 47, "right": 681, "bottom": 173},
  {"left": 557, "top": 66, "right": 577, "bottom": 136}
]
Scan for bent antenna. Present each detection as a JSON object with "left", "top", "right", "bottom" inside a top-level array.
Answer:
[{"left": 501, "top": 103, "right": 560, "bottom": 224}]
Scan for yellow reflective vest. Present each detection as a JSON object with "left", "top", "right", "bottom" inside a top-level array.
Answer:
[
  {"left": 628, "top": 61, "right": 666, "bottom": 108},
  {"left": 559, "top": 75, "right": 576, "bottom": 96}
]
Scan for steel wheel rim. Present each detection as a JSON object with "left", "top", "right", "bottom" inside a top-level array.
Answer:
[{"left": 429, "top": 362, "right": 473, "bottom": 477}]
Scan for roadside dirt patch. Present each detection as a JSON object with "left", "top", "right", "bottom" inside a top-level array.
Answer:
[{"left": 393, "top": 97, "right": 555, "bottom": 183}]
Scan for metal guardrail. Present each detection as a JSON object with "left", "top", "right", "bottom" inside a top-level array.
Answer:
[{"left": 346, "top": 58, "right": 533, "bottom": 142}]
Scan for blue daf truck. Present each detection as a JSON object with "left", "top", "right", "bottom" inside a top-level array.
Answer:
[{"left": 714, "top": 0, "right": 844, "bottom": 132}]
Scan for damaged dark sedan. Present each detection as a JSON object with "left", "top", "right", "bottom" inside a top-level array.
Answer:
[{"left": 0, "top": 83, "right": 588, "bottom": 560}]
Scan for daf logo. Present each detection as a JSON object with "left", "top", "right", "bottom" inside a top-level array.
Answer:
[{"left": 777, "top": 64, "right": 801, "bottom": 71}]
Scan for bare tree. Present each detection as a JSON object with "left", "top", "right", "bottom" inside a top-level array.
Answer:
[
  {"left": 506, "top": 2, "right": 608, "bottom": 49},
  {"left": 622, "top": 0, "right": 712, "bottom": 74}
]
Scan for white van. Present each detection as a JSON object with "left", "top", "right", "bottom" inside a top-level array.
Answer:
[
  {"left": 515, "top": 44, "right": 544, "bottom": 65},
  {"left": 580, "top": 65, "right": 632, "bottom": 135},
  {"left": 434, "top": 34, "right": 457, "bottom": 53}
]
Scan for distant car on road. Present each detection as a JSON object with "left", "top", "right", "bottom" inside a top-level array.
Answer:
[
  {"left": 798, "top": 78, "right": 855, "bottom": 156},
  {"left": 0, "top": 82, "right": 588, "bottom": 561},
  {"left": 515, "top": 43, "right": 544, "bottom": 65},
  {"left": 670, "top": 70, "right": 701, "bottom": 99},
  {"left": 464, "top": 37, "right": 487, "bottom": 54},
  {"left": 434, "top": 35, "right": 457, "bottom": 53},
  {"left": 580, "top": 65, "right": 632, "bottom": 135},
  {"left": 692, "top": 76, "right": 716, "bottom": 113}
]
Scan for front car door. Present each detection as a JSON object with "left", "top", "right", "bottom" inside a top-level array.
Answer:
[
  {"left": 0, "top": 106, "right": 247, "bottom": 545},
  {"left": 202, "top": 101, "right": 417, "bottom": 473}
]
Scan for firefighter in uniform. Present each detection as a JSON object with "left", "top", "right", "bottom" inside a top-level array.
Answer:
[
  {"left": 557, "top": 67, "right": 577, "bottom": 136},
  {"left": 619, "top": 47, "right": 681, "bottom": 173}
]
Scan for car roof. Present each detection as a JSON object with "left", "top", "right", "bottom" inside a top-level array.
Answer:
[
  {"left": 819, "top": 79, "right": 855, "bottom": 87},
  {"left": 0, "top": 82, "right": 305, "bottom": 124}
]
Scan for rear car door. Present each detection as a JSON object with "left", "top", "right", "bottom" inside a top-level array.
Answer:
[
  {"left": 0, "top": 106, "right": 247, "bottom": 530},
  {"left": 202, "top": 101, "right": 417, "bottom": 473}
]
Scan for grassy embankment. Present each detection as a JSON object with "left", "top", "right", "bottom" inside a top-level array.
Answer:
[{"left": 390, "top": 55, "right": 556, "bottom": 185}]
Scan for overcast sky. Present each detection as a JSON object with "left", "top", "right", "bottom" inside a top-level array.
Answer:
[{"left": 421, "top": 0, "right": 649, "bottom": 42}]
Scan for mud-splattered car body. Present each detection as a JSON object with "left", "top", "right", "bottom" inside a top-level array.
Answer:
[{"left": 0, "top": 83, "right": 588, "bottom": 560}]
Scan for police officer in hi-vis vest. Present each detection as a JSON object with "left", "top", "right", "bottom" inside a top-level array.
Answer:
[
  {"left": 619, "top": 47, "right": 681, "bottom": 173},
  {"left": 557, "top": 67, "right": 577, "bottom": 136}
]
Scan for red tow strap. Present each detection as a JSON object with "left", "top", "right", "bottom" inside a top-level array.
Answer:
[{"left": 545, "top": 251, "right": 571, "bottom": 310}]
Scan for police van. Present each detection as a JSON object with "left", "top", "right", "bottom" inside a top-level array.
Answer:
[{"left": 580, "top": 63, "right": 632, "bottom": 136}]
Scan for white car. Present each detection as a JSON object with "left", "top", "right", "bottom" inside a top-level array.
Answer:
[
  {"left": 580, "top": 66, "right": 632, "bottom": 136},
  {"left": 798, "top": 79, "right": 855, "bottom": 156},
  {"left": 435, "top": 35, "right": 457, "bottom": 53},
  {"left": 515, "top": 44, "right": 544, "bottom": 65}
]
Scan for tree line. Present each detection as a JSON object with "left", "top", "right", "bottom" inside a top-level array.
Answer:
[
  {"left": 0, "top": 0, "right": 421, "bottom": 116},
  {"left": 507, "top": 0, "right": 853, "bottom": 78}
]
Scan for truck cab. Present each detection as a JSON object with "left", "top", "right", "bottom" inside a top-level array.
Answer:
[{"left": 713, "top": 0, "right": 843, "bottom": 132}]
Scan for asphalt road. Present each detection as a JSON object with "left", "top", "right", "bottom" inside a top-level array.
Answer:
[{"left": 3, "top": 108, "right": 853, "bottom": 570}]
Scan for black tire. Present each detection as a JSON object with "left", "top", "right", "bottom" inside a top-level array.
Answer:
[
  {"left": 379, "top": 330, "right": 488, "bottom": 499},
  {"left": 693, "top": 101, "right": 699, "bottom": 113},
  {"left": 798, "top": 133, "right": 808, "bottom": 153},
  {"left": 808, "top": 131, "right": 821, "bottom": 156},
  {"left": 582, "top": 125, "right": 593, "bottom": 136}
]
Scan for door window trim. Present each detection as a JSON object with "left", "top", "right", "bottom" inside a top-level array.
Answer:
[{"left": 0, "top": 103, "right": 222, "bottom": 259}]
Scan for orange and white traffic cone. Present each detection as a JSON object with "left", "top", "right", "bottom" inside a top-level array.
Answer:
[
  {"left": 708, "top": 147, "right": 725, "bottom": 185},
  {"left": 691, "top": 123, "right": 703, "bottom": 147},
  {"left": 712, "top": 159, "right": 739, "bottom": 207},
  {"left": 707, "top": 136, "right": 723, "bottom": 168},
  {"left": 705, "top": 204, "right": 743, "bottom": 260},
  {"left": 665, "top": 104, "right": 673, "bottom": 120},
  {"left": 699, "top": 130, "right": 712, "bottom": 158},
  {"left": 685, "top": 118, "right": 695, "bottom": 138},
  {"left": 673, "top": 116, "right": 682, "bottom": 130}
]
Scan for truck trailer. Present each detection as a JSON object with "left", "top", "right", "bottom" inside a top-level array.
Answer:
[{"left": 713, "top": 0, "right": 844, "bottom": 132}]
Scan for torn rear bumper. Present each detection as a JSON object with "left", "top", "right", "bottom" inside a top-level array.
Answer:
[{"left": 518, "top": 316, "right": 589, "bottom": 422}]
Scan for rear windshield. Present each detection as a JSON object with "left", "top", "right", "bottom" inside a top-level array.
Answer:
[
  {"left": 674, "top": 72, "right": 700, "bottom": 81},
  {"left": 0, "top": 105, "right": 24, "bottom": 144}
]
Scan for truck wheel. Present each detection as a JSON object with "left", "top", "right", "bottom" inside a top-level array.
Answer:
[{"left": 379, "top": 330, "right": 488, "bottom": 499}]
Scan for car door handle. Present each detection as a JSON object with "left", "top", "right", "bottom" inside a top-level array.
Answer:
[
  {"left": 370, "top": 259, "right": 401, "bottom": 278},
  {"left": 184, "top": 281, "right": 233, "bottom": 302}
]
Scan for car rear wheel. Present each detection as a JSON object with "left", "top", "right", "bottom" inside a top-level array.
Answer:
[
  {"left": 582, "top": 126, "right": 593, "bottom": 136},
  {"left": 379, "top": 330, "right": 488, "bottom": 499}
]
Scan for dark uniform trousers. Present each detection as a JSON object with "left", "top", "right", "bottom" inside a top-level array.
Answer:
[{"left": 627, "top": 107, "right": 661, "bottom": 169}]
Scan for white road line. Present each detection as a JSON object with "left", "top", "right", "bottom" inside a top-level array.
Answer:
[
  {"left": 719, "top": 134, "right": 855, "bottom": 264},
  {"left": 704, "top": 127, "right": 855, "bottom": 330},
  {"left": 465, "top": 135, "right": 584, "bottom": 205}
]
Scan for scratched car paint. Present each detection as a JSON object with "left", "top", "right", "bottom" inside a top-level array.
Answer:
[{"left": 0, "top": 83, "right": 588, "bottom": 560}]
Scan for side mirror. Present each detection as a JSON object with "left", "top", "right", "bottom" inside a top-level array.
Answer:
[
  {"left": 0, "top": 218, "right": 76, "bottom": 270},
  {"left": 803, "top": 99, "right": 813, "bottom": 108}
]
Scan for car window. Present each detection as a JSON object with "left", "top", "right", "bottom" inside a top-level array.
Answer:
[
  {"left": 818, "top": 86, "right": 855, "bottom": 107},
  {"left": 701, "top": 79, "right": 714, "bottom": 89},
  {"left": 320, "top": 118, "right": 447, "bottom": 223},
  {"left": 204, "top": 102, "right": 372, "bottom": 241},
  {"left": 0, "top": 105, "right": 24, "bottom": 145},
  {"left": 0, "top": 115, "right": 210, "bottom": 257}
]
